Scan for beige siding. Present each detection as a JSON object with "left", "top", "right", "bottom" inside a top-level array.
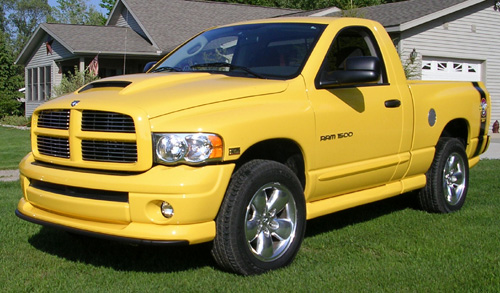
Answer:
[{"left": 400, "top": 1, "right": 500, "bottom": 132}]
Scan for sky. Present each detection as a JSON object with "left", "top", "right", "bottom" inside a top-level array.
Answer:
[{"left": 47, "top": 0, "right": 108, "bottom": 14}]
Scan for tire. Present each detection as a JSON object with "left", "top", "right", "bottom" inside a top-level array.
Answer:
[
  {"left": 211, "top": 160, "right": 306, "bottom": 275},
  {"left": 417, "top": 137, "right": 469, "bottom": 213}
]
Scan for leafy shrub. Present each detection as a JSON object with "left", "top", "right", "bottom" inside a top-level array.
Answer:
[
  {"left": 0, "top": 96, "right": 23, "bottom": 118},
  {"left": 0, "top": 115, "right": 31, "bottom": 127},
  {"left": 52, "top": 66, "right": 100, "bottom": 98}
]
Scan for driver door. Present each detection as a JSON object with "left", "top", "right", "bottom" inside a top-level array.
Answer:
[{"left": 307, "top": 26, "right": 404, "bottom": 202}]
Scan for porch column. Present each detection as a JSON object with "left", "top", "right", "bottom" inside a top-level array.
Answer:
[{"left": 79, "top": 57, "right": 85, "bottom": 72}]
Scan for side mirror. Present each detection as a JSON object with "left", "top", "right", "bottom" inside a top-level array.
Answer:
[
  {"left": 317, "top": 56, "right": 381, "bottom": 88},
  {"left": 143, "top": 61, "right": 157, "bottom": 73}
]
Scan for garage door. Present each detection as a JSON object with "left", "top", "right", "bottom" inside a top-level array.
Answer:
[{"left": 421, "top": 58, "right": 482, "bottom": 81}]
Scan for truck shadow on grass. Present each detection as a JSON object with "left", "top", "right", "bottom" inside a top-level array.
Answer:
[
  {"left": 305, "top": 192, "right": 418, "bottom": 238},
  {"left": 27, "top": 192, "right": 418, "bottom": 273},
  {"left": 28, "top": 228, "right": 216, "bottom": 273}
]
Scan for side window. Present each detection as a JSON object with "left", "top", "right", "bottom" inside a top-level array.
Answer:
[{"left": 320, "top": 27, "right": 386, "bottom": 83}]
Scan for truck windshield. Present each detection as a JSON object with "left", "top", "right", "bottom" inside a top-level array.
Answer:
[{"left": 152, "top": 23, "right": 327, "bottom": 79}]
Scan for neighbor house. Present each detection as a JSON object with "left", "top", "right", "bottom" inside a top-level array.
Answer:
[{"left": 15, "top": 0, "right": 300, "bottom": 116}]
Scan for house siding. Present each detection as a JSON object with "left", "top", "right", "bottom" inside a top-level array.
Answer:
[
  {"left": 116, "top": 6, "right": 147, "bottom": 40},
  {"left": 24, "top": 38, "right": 72, "bottom": 117},
  {"left": 400, "top": 1, "right": 500, "bottom": 131}
]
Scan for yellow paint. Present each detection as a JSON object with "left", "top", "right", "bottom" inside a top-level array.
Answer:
[{"left": 17, "top": 17, "right": 490, "bottom": 244}]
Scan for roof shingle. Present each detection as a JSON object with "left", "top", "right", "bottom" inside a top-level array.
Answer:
[
  {"left": 43, "top": 23, "right": 158, "bottom": 54},
  {"left": 321, "top": 0, "right": 471, "bottom": 28},
  {"left": 121, "top": 0, "right": 301, "bottom": 51}
]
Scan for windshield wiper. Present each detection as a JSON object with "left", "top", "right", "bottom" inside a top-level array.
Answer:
[
  {"left": 190, "top": 62, "right": 265, "bottom": 79},
  {"left": 151, "top": 66, "right": 182, "bottom": 73}
]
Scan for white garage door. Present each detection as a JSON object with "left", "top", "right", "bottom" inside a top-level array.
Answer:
[{"left": 421, "top": 58, "right": 482, "bottom": 81}]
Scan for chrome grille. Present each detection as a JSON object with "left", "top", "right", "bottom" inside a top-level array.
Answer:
[
  {"left": 38, "top": 110, "right": 70, "bottom": 130},
  {"left": 82, "top": 140, "right": 137, "bottom": 163},
  {"left": 38, "top": 136, "right": 70, "bottom": 158},
  {"left": 82, "top": 111, "right": 135, "bottom": 133}
]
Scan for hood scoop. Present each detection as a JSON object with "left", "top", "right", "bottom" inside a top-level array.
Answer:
[{"left": 79, "top": 81, "right": 132, "bottom": 93}]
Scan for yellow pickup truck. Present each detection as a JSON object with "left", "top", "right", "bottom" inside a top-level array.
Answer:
[{"left": 16, "top": 17, "right": 490, "bottom": 275}]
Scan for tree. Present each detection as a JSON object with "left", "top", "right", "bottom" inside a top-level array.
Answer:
[
  {"left": 48, "top": 0, "right": 106, "bottom": 25},
  {"left": 6, "top": 0, "right": 51, "bottom": 54},
  {"left": 99, "top": 0, "right": 115, "bottom": 17},
  {"left": 0, "top": 32, "right": 24, "bottom": 117}
]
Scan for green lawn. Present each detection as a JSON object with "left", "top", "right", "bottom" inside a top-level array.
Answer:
[
  {"left": 0, "top": 126, "right": 31, "bottom": 170},
  {"left": 1, "top": 159, "right": 499, "bottom": 291}
]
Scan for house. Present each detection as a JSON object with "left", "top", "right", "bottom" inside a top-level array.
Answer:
[
  {"left": 16, "top": 0, "right": 499, "bottom": 130},
  {"left": 15, "top": 0, "right": 300, "bottom": 116}
]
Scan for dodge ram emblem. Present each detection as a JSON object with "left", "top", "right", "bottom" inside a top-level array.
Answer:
[{"left": 71, "top": 100, "right": 80, "bottom": 107}]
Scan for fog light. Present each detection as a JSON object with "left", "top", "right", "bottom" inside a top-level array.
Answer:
[{"left": 161, "top": 202, "right": 174, "bottom": 218}]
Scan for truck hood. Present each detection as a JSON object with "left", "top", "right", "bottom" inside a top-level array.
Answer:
[{"left": 44, "top": 73, "right": 289, "bottom": 118}]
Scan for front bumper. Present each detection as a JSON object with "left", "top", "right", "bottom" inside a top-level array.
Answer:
[{"left": 17, "top": 153, "right": 234, "bottom": 244}]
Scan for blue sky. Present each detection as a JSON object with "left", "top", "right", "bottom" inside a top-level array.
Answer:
[{"left": 47, "top": 0, "right": 108, "bottom": 14}]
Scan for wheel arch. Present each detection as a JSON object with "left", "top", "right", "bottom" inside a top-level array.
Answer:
[
  {"left": 233, "top": 139, "right": 306, "bottom": 189},
  {"left": 440, "top": 118, "right": 469, "bottom": 148}
]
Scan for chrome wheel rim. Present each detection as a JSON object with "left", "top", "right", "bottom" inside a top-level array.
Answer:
[
  {"left": 442, "top": 152, "right": 466, "bottom": 206},
  {"left": 245, "top": 182, "right": 297, "bottom": 262}
]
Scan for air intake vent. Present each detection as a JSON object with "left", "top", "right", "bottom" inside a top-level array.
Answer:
[
  {"left": 82, "top": 111, "right": 135, "bottom": 133},
  {"left": 82, "top": 140, "right": 137, "bottom": 163},
  {"left": 78, "top": 81, "right": 132, "bottom": 93},
  {"left": 31, "top": 180, "right": 128, "bottom": 202},
  {"left": 38, "top": 110, "right": 70, "bottom": 130},
  {"left": 38, "top": 136, "right": 70, "bottom": 158}
]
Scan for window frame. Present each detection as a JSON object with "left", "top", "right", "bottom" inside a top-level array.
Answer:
[{"left": 315, "top": 26, "right": 388, "bottom": 89}]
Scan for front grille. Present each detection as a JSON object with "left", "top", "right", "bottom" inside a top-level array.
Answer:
[
  {"left": 38, "top": 136, "right": 70, "bottom": 158},
  {"left": 82, "top": 140, "right": 137, "bottom": 163},
  {"left": 31, "top": 180, "right": 129, "bottom": 203},
  {"left": 82, "top": 110, "right": 135, "bottom": 133},
  {"left": 38, "top": 110, "right": 70, "bottom": 130},
  {"left": 34, "top": 109, "right": 142, "bottom": 168}
]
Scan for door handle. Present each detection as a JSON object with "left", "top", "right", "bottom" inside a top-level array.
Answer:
[{"left": 384, "top": 99, "right": 401, "bottom": 108}]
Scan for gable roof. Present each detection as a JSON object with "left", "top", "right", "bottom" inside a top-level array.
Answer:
[
  {"left": 108, "top": 0, "right": 301, "bottom": 51},
  {"left": 16, "top": 0, "right": 301, "bottom": 65},
  {"left": 43, "top": 23, "right": 158, "bottom": 55},
  {"left": 15, "top": 23, "right": 160, "bottom": 65},
  {"left": 319, "top": 0, "right": 484, "bottom": 32}
]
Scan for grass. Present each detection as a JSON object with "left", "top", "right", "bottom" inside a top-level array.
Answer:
[
  {"left": 0, "top": 126, "right": 31, "bottom": 170},
  {"left": 1, "top": 158, "right": 499, "bottom": 291}
]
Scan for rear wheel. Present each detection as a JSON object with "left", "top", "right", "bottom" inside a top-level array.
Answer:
[
  {"left": 417, "top": 138, "right": 469, "bottom": 213},
  {"left": 212, "top": 160, "right": 306, "bottom": 275}
]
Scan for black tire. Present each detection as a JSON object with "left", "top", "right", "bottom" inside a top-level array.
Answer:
[
  {"left": 417, "top": 137, "right": 469, "bottom": 213},
  {"left": 211, "top": 160, "right": 306, "bottom": 275}
]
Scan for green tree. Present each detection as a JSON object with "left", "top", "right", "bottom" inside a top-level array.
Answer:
[
  {"left": 6, "top": 0, "right": 50, "bottom": 54},
  {"left": 0, "top": 32, "right": 24, "bottom": 117},
  {"left": 99, "top": 0, "right": 115, "bottom": 17},
  {"left": 1, "top": 1, "right": 7, "bottom": 33},
  {"left": 48, "top": 0, "right": 105, "bottom": 25}
]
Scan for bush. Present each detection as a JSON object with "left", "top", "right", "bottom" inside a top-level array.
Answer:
[
  {"left": 0, "top": 96, "right": 23, "bottom": 118},
  {"left": 0, "top": 115, "right": 30, "bottom": 127},
  {"left": 52, "top": 66, "right": 100, "bottom": 98}
]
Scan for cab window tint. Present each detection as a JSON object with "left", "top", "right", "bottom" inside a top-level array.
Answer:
[{"left": 320, "top": 27, "right": 387, "bottom": 83}]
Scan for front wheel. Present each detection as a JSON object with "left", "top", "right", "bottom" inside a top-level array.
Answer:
[
  {"left": 417, "top": 138, "right": 469, "bottom": 213},
  {"left": 211, "top": 160, "right": 306, "bottom": 275}
]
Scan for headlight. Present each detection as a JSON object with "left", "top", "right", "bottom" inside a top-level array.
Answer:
[{"left": 153, "top": 133, "right": 223, "bottom": 165}]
